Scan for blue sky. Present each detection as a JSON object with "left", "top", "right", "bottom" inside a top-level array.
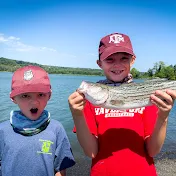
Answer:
[{"left": 0, "top": 0, "right": 175, "bottom": 72}]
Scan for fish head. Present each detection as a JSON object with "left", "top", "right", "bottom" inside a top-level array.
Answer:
[{"left": 78, "top": 81, "right": 109, "bottom": 105}]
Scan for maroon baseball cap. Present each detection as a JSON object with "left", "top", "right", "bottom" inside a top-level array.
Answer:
[
  {"left": 10, "top": 65, "right": 51, "bottom": 98},
  {"left": 99, "top": 33, "right": 135, "bottom": 61}
]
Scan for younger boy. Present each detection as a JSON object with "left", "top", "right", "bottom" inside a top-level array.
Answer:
[{"left": 0, "top": 65, "right": 75, "bottom": 176}]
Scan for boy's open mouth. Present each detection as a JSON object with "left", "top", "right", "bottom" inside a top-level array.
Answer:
[{"left": 30, "top": 108, "right": 38, "bottom": 114}]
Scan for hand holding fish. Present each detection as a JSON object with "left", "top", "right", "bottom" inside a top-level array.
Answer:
[
  {"left": 150, "top": 89, "right": 176, "bottom": 121},
  {"left": 146, "top": 89, "right": 176, "bottom": 157},
  {"left": 68, "top": 91, "right": 98, "bottom": 158},
  {"left": 68, "top": 91, "right": 86, "bottom": 118}
]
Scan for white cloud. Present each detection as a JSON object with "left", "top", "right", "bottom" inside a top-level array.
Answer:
[
  {"left": 8, "top": 36, "right": 20, "bottom": 40},
  {"left": 0, "top": 33, "right": 57, "bottom": 52},
  {"left": 0, "top": 34, "right": 8, "bottom": 42},
  {"left": 88, "top": 53, "right": 97, "bottom": 56}
]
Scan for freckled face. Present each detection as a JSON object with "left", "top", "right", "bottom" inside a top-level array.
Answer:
[
  {"left": 97, "top": 53, "right": 135, "bottom": 82},
  {"left": 13, "top": 92, "right": 51, "bottom": 120}
]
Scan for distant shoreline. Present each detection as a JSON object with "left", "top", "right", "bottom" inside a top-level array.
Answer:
[
  {"left": 1, "top": 57, "right": 176, "bottom": 80},
  {"left": 0, "top": 71, "right": 105, "bottom": 77},
  {"left": 0, "top": 57, "right": 104, "bottom": 76}
]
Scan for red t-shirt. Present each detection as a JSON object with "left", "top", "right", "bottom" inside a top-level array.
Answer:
[{"left": 73, "top": 101, "right": 158, "bottom": 176}]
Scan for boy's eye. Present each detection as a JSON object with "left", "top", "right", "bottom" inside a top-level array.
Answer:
[
  {"left": 121, "top": 57, "right": 129, "bottom": 61},
  {"left": 38, "top": 93, "right": 46, "bottom": 97},
  {"left": 21, "top": 94, "right": 29, "bottom": 98},
  {"left": 105, "top": 58, "right": 114, "bottom": 62}
]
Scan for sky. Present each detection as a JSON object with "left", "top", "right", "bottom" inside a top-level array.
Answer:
[{"left": 0, "top": 0, "right": 176, "bottom": 72}]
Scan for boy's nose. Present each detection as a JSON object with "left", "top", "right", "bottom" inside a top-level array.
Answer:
[
  {"left": 30, "top": 99, "right": 39, "bottom": 105},
  {"left": 113, "top": 60, "right": 121, "bottom": 66}
]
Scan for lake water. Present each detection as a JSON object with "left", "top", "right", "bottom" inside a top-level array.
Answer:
[{"left": 0, "top": 72, "right": 176, "bottom": 163}]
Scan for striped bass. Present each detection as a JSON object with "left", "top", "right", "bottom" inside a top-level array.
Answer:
[{"left": 78, "top": 80, "right": 176, "bottom": 110}]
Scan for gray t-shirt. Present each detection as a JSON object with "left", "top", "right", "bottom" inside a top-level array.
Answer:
[{"left": 0, "top": 119, "right": 75, "bottom": 176}]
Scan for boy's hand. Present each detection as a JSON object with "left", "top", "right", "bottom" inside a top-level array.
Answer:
[
  {"left": 68, "top": 91, "right": 86, "bottom": 118},
  {"left": 150, "top": 89, "right": 176, "bottom": 121}
]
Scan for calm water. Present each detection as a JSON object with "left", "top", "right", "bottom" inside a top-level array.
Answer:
[{"left": 0, "top": 72, "right": 176, "bottom": 161}]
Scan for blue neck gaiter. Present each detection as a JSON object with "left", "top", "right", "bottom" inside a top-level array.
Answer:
[{"left": 10, "top": 110, "right": 50, "bottom": 136}]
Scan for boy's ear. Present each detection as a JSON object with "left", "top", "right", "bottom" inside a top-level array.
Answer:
[
  {"left": 11, "top": 97, "right": 17, "bottom": 104},
  {"left": 97, "top": 60, "right": 102, "bottom": 68},
  {"left": 130, "top": 56, "right": 136, "bottom": 67},
  {"left": 48, "top": 92, "right": 52, "bottom": 100}
]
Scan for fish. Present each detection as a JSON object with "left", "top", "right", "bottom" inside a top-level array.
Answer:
[{"left": 77, "top": 80, "right": 176, "bottom": 110}]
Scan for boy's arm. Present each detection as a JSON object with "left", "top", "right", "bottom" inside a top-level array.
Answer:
[
  {"left": 146, "top": 89, "right": 176, "bottom": 157},
  {"left": 72, "top": 111, "right": 98, "bottom": 158},
  {"left": 68, "top": 91, "right": 98, "bottom": 158},
  {"left": 55, "top": 170, "right": 66, "bottom": 176},
  {"left": 145, "top": 117, "right": 168, "bottom": 157}
]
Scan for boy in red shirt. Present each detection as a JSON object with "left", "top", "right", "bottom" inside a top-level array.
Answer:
[{"left": 68, "top": 32, "right": 176, "bottom": 176}]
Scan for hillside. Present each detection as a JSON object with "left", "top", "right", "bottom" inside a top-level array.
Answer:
[{"left": 0, "top": 57, "right": 104, "bottom": 76}]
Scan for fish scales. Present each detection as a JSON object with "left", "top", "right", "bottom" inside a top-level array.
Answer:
[
  {"left": 109, "top": 82, "right": 176, "bottom": 99},
  {"left": 78, "top": 80, "right": 176, "bottom": 110}
]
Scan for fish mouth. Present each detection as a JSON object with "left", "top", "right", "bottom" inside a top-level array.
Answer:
[{"left": 78, "top": 81, "right": 89, "bottom": 94}]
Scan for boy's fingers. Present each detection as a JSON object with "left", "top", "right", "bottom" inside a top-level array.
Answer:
[
  {"left": 154, "top": 90, "right": 173, "bottom": 105},
  {"left": 75, "top": 90, "right": 85, "bottom": 99},
  {"left": 76, "top": 89, "right": 85, "bottom": 98},
  {"left": 151, "top": 95, "right": 166, "bottom": 108},
  {"left": 77, "top": 100, "right": 86, "bottom": 107},
  {"left": 68, "top": 92, "right": 77, "bottom": 99},
  {"left": 69, "top": 91, "right": 83, "bottom": 99},
  {"left": 69, "top": 92, "right": 85, "bottom": 107},
  {"left": 151, "top": 93, "right": 173, "bottom": 111},
  {"left": 166, "top": 89, "right": 176, "bottom": 99}
]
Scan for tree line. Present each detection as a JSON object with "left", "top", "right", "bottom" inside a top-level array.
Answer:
[
  {"left": 0, "top": 57, "right": 176, "bottom": 80},
  {"left": 131, "top": 61, "right": 176, "bottom": 80},
  {"left": 0, "top": 57, "right": 104, "bottom": 76}
]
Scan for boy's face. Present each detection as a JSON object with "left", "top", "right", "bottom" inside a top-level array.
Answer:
[
  {"left": 97, "top": 52, "right": 135, "bottom": 82},
  {"left": 13, "top": 92, "right": 51, "bottom": 120}
]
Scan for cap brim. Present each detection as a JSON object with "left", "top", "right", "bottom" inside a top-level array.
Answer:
[
  {"left": 10, "top": 84, "right": 51, "bottom": 98},
  {"left": 100, "top": 46, "right": 135, "bottom": 61}
]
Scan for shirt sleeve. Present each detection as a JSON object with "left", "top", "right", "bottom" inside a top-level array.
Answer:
[
  {"left": 54, "top": 125, "right": 75, "bottom": 172},
  {"left": 143, "top": 105, "right": 158, "bottom": 139},
  {"left": 73, "top": 101, "right": 98, "bottom": 136}
]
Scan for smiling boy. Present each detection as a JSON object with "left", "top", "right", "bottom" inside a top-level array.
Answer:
[{"left": 68, "top": 32, "right": 176, "bottom": 176}]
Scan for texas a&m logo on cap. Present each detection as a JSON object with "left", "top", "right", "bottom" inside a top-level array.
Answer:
[{"left": 109, "top": 34, "right": 124, "bottom": 44}]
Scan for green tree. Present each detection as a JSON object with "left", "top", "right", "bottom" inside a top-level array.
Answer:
[
  {"left": 147, "top": 68, "right": 153, "bottom": 77},
  {"left": 131, "top": 68, "right": 140, "bottom": 78},
  {"left": 164, "top": 66, "right": 175, "bottom": 80}
]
